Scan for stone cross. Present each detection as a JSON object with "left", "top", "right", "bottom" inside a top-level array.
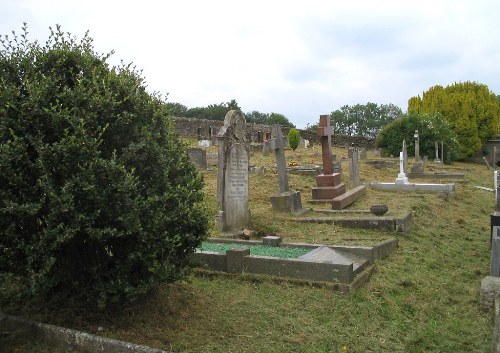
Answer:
[
  {"left": 271, "top": 124, "right": 289, "bottom": 193},
  {"left": 317, "top": 115, "right": 334, "bottom": 175},
  {"left": 414, "top": 130, "right": 420, "bottom": 162}
]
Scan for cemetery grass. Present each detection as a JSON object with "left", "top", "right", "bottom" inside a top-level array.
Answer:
[{"left": 0, "top": 146, "right": 494, "bottom": 352}]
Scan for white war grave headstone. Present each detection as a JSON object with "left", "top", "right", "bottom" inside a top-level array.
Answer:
[{"left": 215, "top": 110, "right": 250, "bottom": 233}]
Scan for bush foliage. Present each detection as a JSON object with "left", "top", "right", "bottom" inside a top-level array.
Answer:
[
  {"left": 376, "top": 112, "right": 460, "bottom": 163},
  {"left": 0, "top": 24, "right": 208, "bottom": 308},
  {"left": 287, "top": 128, "right": 301, "bottom": 151}
]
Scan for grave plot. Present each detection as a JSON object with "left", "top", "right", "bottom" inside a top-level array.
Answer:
[
  {"left": 192, "top": 236, "right": 398, "bottom": 292},
  {"left": 293, "top": 208, "right": 412, "bottom": 232}
]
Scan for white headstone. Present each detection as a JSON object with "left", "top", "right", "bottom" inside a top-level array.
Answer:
[{"left": 395, "top": 152, "right": 409, "bottom": 184}]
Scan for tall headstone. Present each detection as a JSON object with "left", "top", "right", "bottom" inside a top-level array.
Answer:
[
  {"left": 269, "top": 125, "right": 308, "bottom": 214},
  {"left": 310, "top": 115, "right": 346, "bottom": 203},
  {"left": 349, "top": 147, "right": 361, "bottom": 187},
  {"left": 434, "top": 141, "right": 442, "bottom": 164},
  {"left": 414, "top": 130, "right": 420, "bottom": 162},
  {"left": 216, "top": 110, "right": 250, "bottom": 233},
  {"left": 411, "top": 130, "right": 424, "bottom": 174},
  {"left": 402, "top": 140, "right": 408, "bottom": 173},
  {"left": 395, "top": 152, "right": 409, "bottom": 184}
]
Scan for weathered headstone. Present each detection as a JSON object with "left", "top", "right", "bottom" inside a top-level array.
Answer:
[
  {"left": 269, "top": 125, "right": 307, "bottom": 214},
  {"left": 262, "top": 140, "right": 271, "bottom": 156},
  {"left": 310, "top": 115, "right": 346, "bottom": 203},
  {"left": 414, "top": 130, "right": 420, "bottom": 162},
  {"left": 257, "top": 131, "right": 263, "bottom": 143},
  {"left": 265, "top": 131, "right": 271, "bottom": 140},
  {"left": 411, "top": 130, "right": 424, "bottom": 174},
  {"left": 198, "top": 139, "right": 211, "bottom": 147},
  {"left": 358, "top": 148, "right": 367, "bottom": 160},
  {"left": 349, "top": 147, "right": 361, "bottom": 187},
  {"left": 216, "top": 110, "right": 250, "bottom": 233},
  {"left": 187, "top": 147, "right": 207, "bottom": 170},
  {"left": 197, "top": 127, "right": 202, "bottom": 140},
  {"left": 402, "top": 140, "right": 408, "bottom": 173},
  {"left": 434, "top": 141, "right": 442, "bottom": 164},
  {"left": 395, "top": 152, "right": 409, "bottom": 184}
]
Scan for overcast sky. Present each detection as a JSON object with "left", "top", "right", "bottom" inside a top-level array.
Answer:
[{"left": 1, "top": 0, "right": 499, "bottom": 128}]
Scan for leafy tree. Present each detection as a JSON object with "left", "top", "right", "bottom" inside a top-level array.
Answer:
[
  {"left": 245, "top": 111, "right": 295, "bottom": 128},
  {"left": 376, "top": 112, "right": 460, "bottom": 163},
  {"left": 0, "top": 24, "right": 208, "bottom": 309},
  {"left": 184, "top": 100, "right": 241, "bottom": 120},
  {"left": 287, "top": 128, "right": 301, "bottom": 151},
  {"left": 408, "top": 81, "right": 500, "bottom": 158},
  {"left": 330, "top": 103, "right": 402, "bottom": 138},
  {"left": 165, "top": 102, "right": 188, "bottom": 116}
]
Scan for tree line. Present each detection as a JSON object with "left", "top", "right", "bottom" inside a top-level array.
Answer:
[{"left": 165, "top": 100, "right": 296, "bottom": 128}]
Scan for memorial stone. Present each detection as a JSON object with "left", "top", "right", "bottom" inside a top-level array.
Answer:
[
  {"left": 269, "top": 125, "right": 307, "bottom": 214},
  {"left": 434, "top": 141, "right": 442, "bottom": 164},
  {"left": 187, "top": 147, "right": 207, "bottom": 169},
  {"left": 216, "top": 110, "right": 250, "bottom": 233},
  {"left": 349, "top": 147, "right": 361, "bottom": 187},
  {"left": 411, "top": 130, "right": 424, "bottom": 174},
  {"left": 310, "top": 115, "right": 346, "bottom": 203}
]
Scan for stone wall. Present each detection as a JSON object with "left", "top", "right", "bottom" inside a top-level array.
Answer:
[{"left": 173, "top": 116, "right": 376, "bottom": 149}]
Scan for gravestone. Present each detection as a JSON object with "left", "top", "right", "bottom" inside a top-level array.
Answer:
[
  {"left": 402, "top": 140, "right": 408, "bottom": 174},
  {"left": 411, "top": 130, "right": 424, "bottom": 174},
  {"left": 434, "top": 141, "right": 442, "bottom": 164},
  {"left": 358, "top": 148, "right": 367, "bottom": 160},
  {"left": 187, "top": 147, "right": 207, "bottom": 170},
  {"left": 395, "top": 152, "right": 409, "bottom": 184},
  {"left": 349, "top": 147, "right": 361, "bottom": 187},
  {"left": 262, "top": 140, "right": 271, "bottom": 156},
  {"left": 265, "top": 131, "right": 271, "bottom": 140},
  {"left": 269, "top": 125, "right": 308, "bottom": 214},
  {"left": 310, "top": 115, "right": 346, "bottom": 203},
  {"left": 216, "top": 110, "right": 250, "bottom": 233}
]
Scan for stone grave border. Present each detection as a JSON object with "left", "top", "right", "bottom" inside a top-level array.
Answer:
[
  {"left": 0, "top": 312, "right": 169, "bottom": 353},
  {"left": 192, "top": 236, "right": 398, "bottom": 293},
  {"left": 294, "top": 209, "right": 412, "bottom": 232}
]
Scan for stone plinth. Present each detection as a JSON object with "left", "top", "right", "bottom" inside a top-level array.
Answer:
[{"left": 271, "top": 190, "right": 309, "bottom": 214}]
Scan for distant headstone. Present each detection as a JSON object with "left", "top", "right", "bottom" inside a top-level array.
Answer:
[
  {"left": 414, "top": 130, "right": 420, "bottom": 162},
  {"left": 269, "top": 124, "right": 307, "bottom": 214},
  {"left": 257, "top": 131, "right": 263, "bottom": 143},
  {"left": 349, "top": 147, "right": 361, "bottom": 187},
  {"left": 411, "top": 131, "right": 424, "bottom": 174},
  {"left": 310, "top": 115, "right": 346, "bottom": 203},
  {"left": 265, "top": 131, "right": 271, "bottom": 140},
  {"left": 395, "top": 152, "right": 409, "bottom": 184},
  {"left": 216, "top": 110, "right": 250, "bottom": 233},
  {"left": 402, "top": 140, "right": 408, "bottom": 174},
  {"left": 198, "top": 139, "right": 211, "bottom": 147},
  {"left": 358, "top": 149, "right": 367, "bottom": 160},
  {"left": 262, "top": 140, "right": 271, "bottom": 156},
  {"left": 197, "top": 127, "right": 202, "bottom": 140},
  {"left": 188, "top": 147, "right": 207, "bottom": 170},
  {"left": 434, "top": 141, "right": 442, "bottom": 164},
  {"left": 208, "top": 125, "right": 213, "bottom": 138}
]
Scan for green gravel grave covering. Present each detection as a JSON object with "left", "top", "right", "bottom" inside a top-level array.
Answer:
[{"left": 199, "top": 242, "right": 312, "bottom": 259}]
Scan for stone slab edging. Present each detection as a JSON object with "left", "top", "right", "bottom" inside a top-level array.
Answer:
[{"left": 0, "top": 312, "right": 170, "bottom": 353}]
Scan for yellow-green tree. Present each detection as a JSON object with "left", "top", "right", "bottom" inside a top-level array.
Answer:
[{"left": 408, "top": 82, "right": 500, "bottom": 158}]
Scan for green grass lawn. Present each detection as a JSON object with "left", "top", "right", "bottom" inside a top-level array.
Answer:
[{"left": 0, "top": 146, "right": 495, "bottom": 352}]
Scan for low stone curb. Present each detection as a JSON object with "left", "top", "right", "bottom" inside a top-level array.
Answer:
[{"left": 0, "top": 312, "right": 170, "bottom": 353}]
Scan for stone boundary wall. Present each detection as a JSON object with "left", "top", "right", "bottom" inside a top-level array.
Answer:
[{"left": 172, "top": 117, "right": 376, "bottom": 149}]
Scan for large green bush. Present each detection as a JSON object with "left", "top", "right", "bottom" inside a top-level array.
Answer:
[
  {"left": 376, "top": 112, "right": 460, "bottom": 163},
  {"left": 0, "top": 24, "right": 208, "bottom": 308}
]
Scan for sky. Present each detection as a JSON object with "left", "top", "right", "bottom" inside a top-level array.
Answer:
[{"left": 1, "top": 0, "right": 499, "bottom": 128}]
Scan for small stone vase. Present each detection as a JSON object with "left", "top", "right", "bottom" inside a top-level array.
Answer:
[{"left": 370, "top": 204, "right": 388, "bottom": 216}]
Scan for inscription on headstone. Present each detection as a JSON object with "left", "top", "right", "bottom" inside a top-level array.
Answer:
[{"left": 216, "top": 110, "right": 250, "bottom": 233}]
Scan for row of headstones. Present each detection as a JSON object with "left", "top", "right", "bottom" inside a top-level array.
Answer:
[{"left": 198, "top": 126, "right": 273, "bottom": 143}]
